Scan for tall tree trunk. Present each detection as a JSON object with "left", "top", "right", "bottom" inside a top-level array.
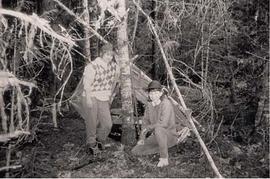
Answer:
[
  {"left": 117, "top": 0, "right": 136, "bottom": 146},
  {"left": 150, "top": 0, "right": 157, "bottom": 80},
  {"left": 82, "top": 0, "right": 91, "bottom": 61}
]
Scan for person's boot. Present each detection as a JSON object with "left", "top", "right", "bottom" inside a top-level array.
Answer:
[
  {"left": 86, "top": 143, "right": 101, "bottom": 156},
  {"left": 157, "top": 158, "right": 169, "bottom": 167},
  {"left": 72, "top": 144, "right": 102, "bottom": 170},
  {"left": 97, "top": 139, "right": 112, "bottom": 150},
  {"left": 97, "top": 141, "right": 105, "bottom": 150}
]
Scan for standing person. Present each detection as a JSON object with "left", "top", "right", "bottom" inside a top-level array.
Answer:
[
  {"left": 131, "top": 80, "right": 178, "bottom": 167},
  {"left": 79, "top": 44, "right": 119, "bottom": 155}
]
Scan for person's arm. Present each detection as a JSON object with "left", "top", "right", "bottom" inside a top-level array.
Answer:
[
  {"left": 83, "top": 63, "right": 95, "bottom": 107},
  {"left": 110, "top": 61, "right": 120, "bottom": 104}
]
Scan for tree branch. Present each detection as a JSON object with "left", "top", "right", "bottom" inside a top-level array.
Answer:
[
  {"left": 0, "top": 165, "right": 22, "bottom": 172},
  {"left": 0, "top": 8, "right": 75, "bottom": 46},
  {"left": 52, "top": 0, "right": 109, "bottom": 44},
  {"left": 0, "top": 130, "right": 30, "bottom": 142}
]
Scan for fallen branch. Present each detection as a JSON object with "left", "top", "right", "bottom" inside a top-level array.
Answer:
[
  {"left": 0, "top": 8, "right": 75, "bottom": 46},
  {"left": 208, "top": 117, "right": 223, "bottom": 145},
  {"left": 0, "top": 130, "right": 30, "bottom": 142},
  {"left": 0, "top": 71, "right": 36, "bottom": 90},
  {"left": 0, "top": 165, "right": 22, "bottom": 172},
  {"left": 245, "top": 51, "right": 269, "bottom": 61},
  {"left": 5, "top": 144, "right": 11, "bottom": 177},
  {"left": 133, "top": 1, "right": 223, "bottom": 177},
  {"left": 0, "top": 71, "right": 35, "bottom": 133},
  {"left": 177, "top": 127, "right": 191, "bottom": 143}
]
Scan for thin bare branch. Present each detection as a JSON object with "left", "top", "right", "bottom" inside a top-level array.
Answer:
[
  {"left": 0, "top": 165, "right": 22, "bottom": 172},
  {"left": 0, "top": 8, "right": 75, "bottom": 46},
  {"left": 0, "top": 130, "right": 30, "bottom": 142},
  {"left": 52, "top": 0, "right": 109, "bottom": 44}
]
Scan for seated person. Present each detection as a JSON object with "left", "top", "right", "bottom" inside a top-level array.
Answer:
[{"left": 132, "top": 80, "right": 178, "bottom": 167}]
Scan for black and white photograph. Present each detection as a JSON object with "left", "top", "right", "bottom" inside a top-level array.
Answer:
[{"left": 0, "top": 0, "right": 269, "bottom": 178}]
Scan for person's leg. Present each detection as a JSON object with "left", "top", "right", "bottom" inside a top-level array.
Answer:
[
  {"left": 154, "top": 126, "right": 169, "bottom": 158},
  {"left": 96, "top": 100, "right": 113, "bottom": 145},
  {"left": 132, "top": 133, "right": 160, "bottom": 155},
  {"left": 155, "top": 126, "right": 172, "bottom": 167},
  {"left": 84, "top": 97, "right": 98, "bottom": 146},
  {"left": 132, "top": 128, "right": 177, "bottom": 156}
]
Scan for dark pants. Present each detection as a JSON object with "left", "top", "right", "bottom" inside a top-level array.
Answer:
[{"left": 71, "top": 96, "right": 112, "bottom": 145}]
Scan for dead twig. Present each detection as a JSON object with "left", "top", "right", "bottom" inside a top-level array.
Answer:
[
  {"left": 0, "top": 8, "right": 75, "bottom": 46},
  {"left": 0, "top": 165, "right": 22, "bottom": 172},
  {"left": 0, "top": 130, "right": 30, "bottom": 142},
  {"left": 207, "top": 116, "right": 224, "bottom": 145},
  {"left": 52, "top": 0, "right": 108, "bottom": 44}
]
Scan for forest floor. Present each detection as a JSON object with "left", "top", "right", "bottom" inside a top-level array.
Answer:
[{"left": 2, "top": 109, "right": 269, "bottom": 178}]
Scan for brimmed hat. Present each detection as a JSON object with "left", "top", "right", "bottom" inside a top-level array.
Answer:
[{"left": 146, "top": 80, "right": 162, "bottom": 91}]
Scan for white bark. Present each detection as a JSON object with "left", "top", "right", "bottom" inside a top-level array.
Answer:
[
  {"left": 117, "top": 0, "right": 136, "bottom": 145},
  {"left": 82, "top": 0, "right": 91, "bottom": 61},
  {"left": 0, "top": 8, "right": 75, "bottom": 46},
  {"left": 117, "top": 0, "right": 134, "bottom": 122}
]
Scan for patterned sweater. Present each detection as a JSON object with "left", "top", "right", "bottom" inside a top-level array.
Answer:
[{"left": 83, "top": 57, "right": 119, "bottom": 101}]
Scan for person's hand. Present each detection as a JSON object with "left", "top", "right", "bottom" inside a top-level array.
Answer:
[
  {"left": 146, "top": 125, "right": 154, "bottom": 131},
  {"left": 141, "top": 128, "right": 147, "bottom": 134},
  {"left": 137, "top": 139, "right": 144, "bottom": 145},
  {"left": 86, "top": 96, "right": 93, "bottom": 108}
]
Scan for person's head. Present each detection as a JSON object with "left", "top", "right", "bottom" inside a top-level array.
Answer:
[
  {"left": 146, "top": 80, "right": 167, "bottom": 102},
  {"left": 100, "top": 44, "right": 114, "bottom": 62}
]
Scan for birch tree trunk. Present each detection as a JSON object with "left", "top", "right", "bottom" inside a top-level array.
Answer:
[{"left": 117, "top": 0, "right": 136, "bottom": 146}]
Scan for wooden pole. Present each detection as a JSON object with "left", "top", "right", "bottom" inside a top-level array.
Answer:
[{"left": 133, "top": 1, "right": 223, "bottom": 178}]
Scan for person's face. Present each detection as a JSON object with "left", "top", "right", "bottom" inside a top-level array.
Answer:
[
  {"left": 102, "top": 50, "right": 113, "bottom": 62},
  {"left": 149, "top": 89, "right": 162, "bottom": 102}
]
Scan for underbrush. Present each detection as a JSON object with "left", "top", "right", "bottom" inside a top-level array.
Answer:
[{"left": 0, "top": 111, "right": 268, "bottom": 178}]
